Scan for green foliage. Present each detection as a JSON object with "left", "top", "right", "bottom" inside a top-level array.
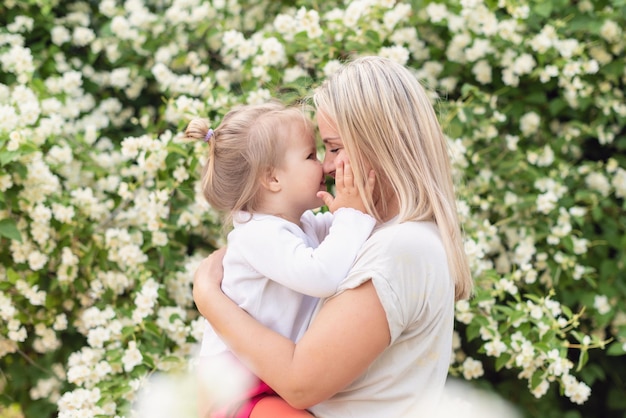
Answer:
[{"left": 0, "top": 0, "right": 624, "bottom": 417}]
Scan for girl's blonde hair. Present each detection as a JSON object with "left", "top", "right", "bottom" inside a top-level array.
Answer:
[
  {"left": 184, "top": 101, "right": 313, "bottom": 225},
  {"left": 313, "top": 56, "right": 473, "bottom": 300}
]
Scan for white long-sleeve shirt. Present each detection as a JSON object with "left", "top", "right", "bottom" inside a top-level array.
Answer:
[{"left": 199, "top": 208, "right": 376, "bottom": 356}]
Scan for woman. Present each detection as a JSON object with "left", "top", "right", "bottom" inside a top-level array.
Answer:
[{"left": 193, "top": 56, "right": 473, "bottom": 417}]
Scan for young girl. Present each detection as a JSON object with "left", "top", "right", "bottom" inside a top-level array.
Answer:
[
  {"left": 184, "top": 101, "right": 375, "bottom": 418},
  {"left": 193, "top": 56, "right": 473, "bottom": 417}
]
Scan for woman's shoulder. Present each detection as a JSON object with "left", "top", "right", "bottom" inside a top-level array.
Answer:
[{"left": 370, "top": 221, "right": 443, "bottom": 248}]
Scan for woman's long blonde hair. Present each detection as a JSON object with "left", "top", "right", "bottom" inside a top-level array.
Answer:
[
  {"left": 184, "top": 101, "right": 313, "bottom": 226},
  {"left": 313, "top": 56, "right": 472, "bottom": 300}
]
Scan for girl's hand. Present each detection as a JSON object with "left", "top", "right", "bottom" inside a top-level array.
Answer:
[
  {"left": 317, "top": 156, "right": 375, "bottom": 214},
  {"left": 193, "top": 247, "right": 227, "bottom": 319}
]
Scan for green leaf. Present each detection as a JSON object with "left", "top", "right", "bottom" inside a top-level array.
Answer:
[
  {"left": 0, "top": 218, "right": 21, "bottom": 242},
  {"left": 533, "top": 2, "right": 553, "bottom": 18},
  {"left": 548, "top": 98, "right": 567, "bottom": 116},
  {"left": 495, "top": 353, "right": 511, "bottom": 371},
  {"left": 466, "top": 322, "right": 481, "bottom": 341},
  {"left": 166, "top": 143, "right": 190, "bottom": 157},
  {"left": 607, "top": 341, "right": 626, "bottom": 356},
  {"left": 0, "top": 151, "right": 20, "bottom": 166}
]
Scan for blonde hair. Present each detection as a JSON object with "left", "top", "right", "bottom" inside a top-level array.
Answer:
[
  {"left": 313, "top": 56, "right": 472, "bottom": 300},
  {"left": 184, "top": 101, "right": 313, "bottom": 225}
]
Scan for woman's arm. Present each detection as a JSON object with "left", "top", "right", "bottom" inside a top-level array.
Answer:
[{"left": 193, "top": 252, "right": 390, "bottom": 409}]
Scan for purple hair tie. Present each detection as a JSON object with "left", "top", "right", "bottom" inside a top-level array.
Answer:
[{"left": 204, "top": 128, "right": 214, "bottom": 142}]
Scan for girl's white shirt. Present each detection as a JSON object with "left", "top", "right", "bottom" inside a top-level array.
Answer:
[
  {"left": 199, "top": 208, "right": 376, "bottom": 357},
  {"left": 309, "top": 220, "right": 455, "bottom": 418}
]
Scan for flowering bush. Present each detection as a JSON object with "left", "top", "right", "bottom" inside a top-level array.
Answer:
[{"left": 0, "top": 0, "right": 624, "bottom": 417}]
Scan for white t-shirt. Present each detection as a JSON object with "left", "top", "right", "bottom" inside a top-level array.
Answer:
[
  {"left": 200, "top": 208, "right": 376, "bottom": 356},
  {"left": 309, "top": 220, "right": 455, "bottom": 418}
]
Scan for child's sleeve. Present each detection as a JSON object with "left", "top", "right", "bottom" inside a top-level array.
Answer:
[{"left": 239, "top": 209, "right": 375, "bottom": 298}]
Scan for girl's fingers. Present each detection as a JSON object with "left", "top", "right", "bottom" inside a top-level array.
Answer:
[
  {"left": 342, "top": 160, "right": 354, "bottom": 187},
  {"left": 334, "top": 159, "right": 344, "bottom": 189},
  {"left": 317, "top": 191, "right": 334, "bottom": 208}
]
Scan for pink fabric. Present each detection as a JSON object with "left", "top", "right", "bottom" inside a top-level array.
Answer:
[{"left": 211, "top": 380, "right": 276, "bottom": 418}]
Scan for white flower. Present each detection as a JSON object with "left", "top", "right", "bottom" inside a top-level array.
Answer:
[
  {"left": 52, "top": 203, "right": 75, "bottom": 224},
  {"left": 296, "top": 7, "right": 322, "bottom": 39},
  {"left": 46, "top": 144, "right": 73, "bottom": 165},
  {"left": 572, "top": 237, "right": 588, "bottom": 255},
  {"left": 33, "top": 323, "right": 61, "bottom": 353},
  {"left": 383, "top": 3, "right": 411, "bottom": 31},
  {"left": 531, "top": 379, "right": 550, "bottom": 398},
  {"left": 539, "top": 65, "right": 559, "bottom": 83},
  {"left": 594, "top": 295, "right": 611, "bottom": 315},
  {"left": 513, "top": 54, "right": 537, "bottom": 75},
  {"left": 562, "top": 374, "right": 591, "bottom": 404},
  {"left": 536, "top": 145, "right": 554, "bottom": 167},
  {"left": 28, "top": 251, "right": 49, "bottom": 271},
  {"left": 519, "top": 111, "right": 541, "bottom": 136},
  {"left": 1, "top": 45, "right": 35, "bottom": 76},
  {"left": 111, "top": 16, "right": 137, "bottom": 40},
  {"left": 283, "top": 66, "right": 307, "bottom": 83},
  {"left": 54, "top": 313, "right": 68, "bottom": 331},
  {"left": 497, "top": 278, "right": 518, "bottom": 296},
  {"left": 260, "top": 37, "right": 286, "bottom": 66},
  {"left": 462, "top": 357, "right": 484, "bottom": 379},
  {"left": 99, "top": 270, "right": 132, "bottom": 295},
  {"left": 513, "top": 237, "right": 536, "bottom": 267},
  {"left": 122, "top": 341, "right": 143, "bottom": 372},
  {"left": 555, "top": 39, "right": 580, "bottom": 59},
  {"left": 58, "top": 388, "right": 103, "bottom": 415},
  {"left": 152, "top": 230, "right": 168, "bottom": 247},
  {"left": 8, "top": 321, "right": 27, "bottom": 342},
  {"left": 110, "top": 67, "right": 131, "bottom": 88},
  {"left": 246, "top": 88, "right": 271, "bottom": 105},
  {"left": 274, "top": 13, "right": 297, "bottom": 40},
  {"left": 600, "top": 20, "right": 622, "bottom": 43},
  {"left": 51, "top": 26, "right": 71, "bottom": 45},
  {"left": 529, "top": 25, "right": 557, "bottom": 53},
  {"left": 87, "top": 327, "right": 111, "bottom": 349},
  {"left": 323, "top": 60, "right": 343, "bottom": 77},
  {"left": 585, "top": 172, "right": 610, "bottom": 197},
  {"left": 472, "top": 60, "right": 492, "bottom": 84},
  {"left": 484, "top": 339, "right": 507, "bottom": 357},
  {"left": 426, "top": 3, "right": 448, "bottom": 22},
  {"left": 501, "top": 67, "right": 519, "bottom": 87},
  {"left": 547, "top": 350, "right": 572, "bottom": 377},
  {"left": 72, "top": 27, "right": 96, "bottom": 47},
  {"left": 612, "top": 168, "right": 626, "bottom": 198},
  {"left": 446, "top": 33, "right": 471, "bottom": 63},
  {"left": 526, "top": 301, "right": 543, "bottom": 320},
  {"left": 378, "top": 45, "right": 410, "bottom": 65},
  {"left": 99, "top": 0, "right": 117, "bottom": 17}
]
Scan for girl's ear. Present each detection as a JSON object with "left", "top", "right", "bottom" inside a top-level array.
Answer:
[{"left": 260, "top": 168, "right": 281, "bottom": 192}]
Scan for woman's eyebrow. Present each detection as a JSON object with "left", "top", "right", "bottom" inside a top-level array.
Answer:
[{"left": 322, "top": 137, "right": 341, "bottom": 143}]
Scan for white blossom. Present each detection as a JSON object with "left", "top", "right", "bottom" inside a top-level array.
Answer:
[
  {"left": 594, "top": 295, "right": 611, "bottom": 315},
  {"left": 122, "top": 341, "right": 143, "bottom": 372}
]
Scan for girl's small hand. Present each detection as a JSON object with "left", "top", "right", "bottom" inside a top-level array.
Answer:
[
  {"left": 317, "top": 156, "right": 375, "bottom": 214},
  {"left": 193, "top": 247, "right": 227, "bottom": 318}
]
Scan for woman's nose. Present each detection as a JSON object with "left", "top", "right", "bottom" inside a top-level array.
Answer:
[{"left": 322, "top": 155, "right": 335, "bottom": 176}]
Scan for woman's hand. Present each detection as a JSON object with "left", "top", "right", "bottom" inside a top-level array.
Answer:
[
  {"left": 193, "top": 247, "right": 227, "bottom": 319},
  {"left": 317, "top": 156, "right": 375, "bottom": 214}
]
